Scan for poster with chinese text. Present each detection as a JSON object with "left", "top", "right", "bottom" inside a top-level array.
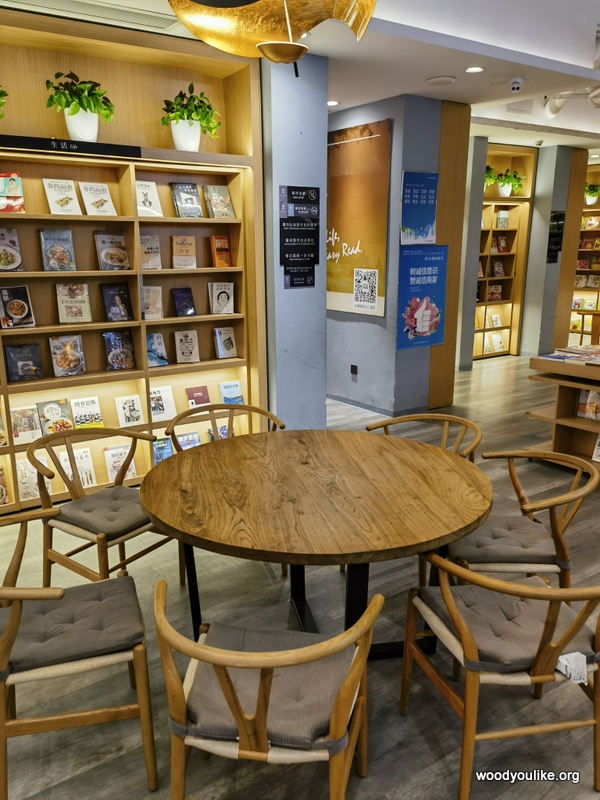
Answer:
[
  {"left": 400, "top": 172, "right": 439, "bottom": 245},
  {"left": 397, "top": 245, "right": 447, "bottom": 349}
]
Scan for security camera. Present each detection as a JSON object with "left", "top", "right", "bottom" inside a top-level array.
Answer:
[{"left": 509, "top": 78, "right": 524, "bottom": 93}]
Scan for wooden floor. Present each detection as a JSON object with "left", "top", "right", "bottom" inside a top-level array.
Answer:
[{"left": 5, "top": 355, "right": 600, "bottom": 799}]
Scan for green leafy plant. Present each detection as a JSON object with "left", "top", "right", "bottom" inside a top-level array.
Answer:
[
  {"left": 495, "top": 168, "right": 525, "bottom": 193},
  {"left": 585, "top": 182, "right": 600, "bottom": 199},
  {"left": 45, "top": 71, "right": 115, "bottom": 122},
  {"left": 0, "top": 86, "right": 8, "bottom": 120},
  {"left": 484, "top": 164, "right": 497, "bottom": 190},
  {"left": 160, "top": 84, "right": 220, "bottom": 138}
]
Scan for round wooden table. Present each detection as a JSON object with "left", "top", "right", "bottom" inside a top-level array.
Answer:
[{"left": 141, "top": 429, "right": 493, "bottom": 653}]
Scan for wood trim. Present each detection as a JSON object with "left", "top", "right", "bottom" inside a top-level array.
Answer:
[{"left": 429, "top": 101, "right": 471, "bottom": 409}]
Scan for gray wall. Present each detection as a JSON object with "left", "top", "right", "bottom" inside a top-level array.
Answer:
[
  {"left": 327, "top": 95, "right": 444, "bottom": 415},
  {"left": 261, "top": 55, "right": 329, "bottom": 429}
]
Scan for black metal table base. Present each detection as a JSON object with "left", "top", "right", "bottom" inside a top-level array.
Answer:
[{"left": 183, "top": 543, "right": 202, "bottom": 640}]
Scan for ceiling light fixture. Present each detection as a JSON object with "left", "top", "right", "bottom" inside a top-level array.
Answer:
[
  {"left": 327, "top": 100, "right": 339, "bottom": 107},
  {"left": 544, "top": 85, "right": 600, "bottom": 118},
  {"left": 465, "top": 66, "right": 484, "bottom": 73},
  {"left": 426, "top": 76, "right": 456, "bottom": 86},
  {"left": 168, "top": 0, "right": 377, "bottom": 65}
]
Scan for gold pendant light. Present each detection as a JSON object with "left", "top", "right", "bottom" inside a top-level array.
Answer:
[{"left": 168, "top": 0, "right": 377, "bottom": 64}]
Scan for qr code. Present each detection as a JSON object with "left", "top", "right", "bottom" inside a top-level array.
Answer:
[{"left": 353, "top": 269, "right": 378, "bottom": 310}]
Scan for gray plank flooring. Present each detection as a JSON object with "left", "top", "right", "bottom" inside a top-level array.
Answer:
[{"left": 4, "top": 355, "right": 600, "bottom": 799}]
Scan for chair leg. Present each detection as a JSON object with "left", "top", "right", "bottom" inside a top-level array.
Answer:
[
  {"left": 458, "top": 670, "right": 480, "bottom": 800},
  {"left": 170, "top": 732, "right": 188, "bottom": 800},
  {"left": 117, "top": 542, "right": 128, "bottom": 578},
  {"left": 559, "top": 569, "right": 571, "bottom": 589},
  {"left": 280, "top": 563, "right": 288, "bottom": 577},
  {"left": 132, "top": 644, "right": 158, "bottom": 792},
  {"left": 356, "top": 689, "right": 368, "bottom": 778},
  {"left": 594, "top": 673, "right": 600, "bottom": 791},
  {"left": 400, "top": 589, "right": 419, "bottom": 714},
  {"left": 42, "top": 523, "right": 53, "bottom": 587},
  {"left": 418, "top": 557, "right": 427, "bottom": 587},
  {"left": 328, "top": 750, "right": 350, "bottom": 800},
  {"left": 0, "top": 684, "right": 8, "bottom": 800},
  {"left": 178, "top": 541, "right": 186, "bottom": 585},
  {"left": 5, "top": 688, "right": 14, "bottom": 722},
  {"left": 97, "top": 534, "right": 110, "bottom": 581}
]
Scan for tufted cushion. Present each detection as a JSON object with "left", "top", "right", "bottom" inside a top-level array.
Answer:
[
  {"left": 55, "top": 486, "right": 150, "bottom": 539},
  {"left": 185, "top": 622, "right": 355, "bottom": 751},
  {"left": 0, "top": 576, "right": 144, "bottom": 673},
  {"left": 419, "top": 578, "right": 598, "bottom": 673},
  {"left": 447, "top": 513, "right": 557, "bottom": 565}
]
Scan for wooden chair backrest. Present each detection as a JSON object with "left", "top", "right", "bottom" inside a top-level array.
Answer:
[
  {"left": 481, "top": 450, "right": 600, "bottom": 560},
  {"left": 366, "top": 413, "right": 482, "bottom": 461},
  {"left": 424, "top": 552, "right": 600, "bottom": 680},
  {"left": 26, "top": 427, "right": 157, "bottom": 504},
  {"left": 164, "top": 403, "right": 285, "bottom": 453},
  {"left": 154, "top": 580, "right": 383, "bottom": 758}
]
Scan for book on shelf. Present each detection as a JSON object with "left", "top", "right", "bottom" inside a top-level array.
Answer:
[
  {"left": 177, "top": 431, "right": 201, "bottom": 450},
  {"left": 42, "top": 178, "right": 82, "bottom": 215},
  {"left": 94, "top": 232, "right": 130, "bottom": 270},
  {"left": 36, "top": 399, "right": 74, "bottom": 435},
  {"left": 586, "top": 216, "right": 600, "bottom": 230},
  {"left": 0, "top": 467, "right": 8, "bottom": 505},
  {"left": 56, "top": 283, "right": 92, "bottom": 323},
  {"left": 219, "top": 380, "right": 244, "bottom": 404},
  {"left": 79, "top": 182, "right": 118, "bottom": 216},
  {"left": 146, "top": 332, "right": 168, "bottom": 367},
  {"left": 150, "top": 385, "right": 177, "bottom": 422},
  {"left": 135, "top": 181, "right": 163, "bottom": 217},
  {"left": 114, "top": 394, "right": 144, "bottom": 427},
  {"left": 577, "top": 259, "right": 591, "bottom": 270},
  {"left": 489, "top": 313, "right": 502, "bottom": 328},
  {"left": 172, "top": 287, "right": 196, "bottom": 317},
  {"left": 591, "top": 254, "right": 600, "bottom": 268},
  {"left": 49, "top": 334, "right": 86, "bottom": 377},
  {"left": 4, "top": 344, "right": 43, "bottom": 382},
  {"left": 171, "top": 235, "right": 197, "bottom": 269},
  {"left": 70, "top": 396, "right": 103, "bottom": 428},
  {"left": 486, "top": 285, "right": 502, "bottom": 302},
  {"left": 142, "top": 285, "right": 163, "bottom": 320},
  {"left": 185, "top": 385, "right": 210, "bottom": 408},
  {"left": 16, "top": 458, "right": 52, "bottom": 501},
  {"left": 102, "top": 330, "right": 136, "bottom": 371},
  {"left": 592, "top": 434, "right": 600, "bottom": 464},
  {"left": 490, "top": 333, "right": 505, "bottom": 352},
  {"left": 208, "top": 426, "right": 230, "bottom": 442},
  {"left": 0, "top": 228, "right": 22, "bottom": 272},
  {"left": 0, "top": 172, "right": 25, "bottom": 213},
  {"left": 153, "top": 437, "right": 174, "bottom": 465},
  {"left": 0, "top": 425, "right": 6, "bottom": 448},
  {"left": 39, "top": 229, "right": 76, "bottom": 271},
  {"left": 489, "top": 236, "right": 498, "bottom": 254},
  {"left": 210, "top": 234, "right": 232, "bottom": 268},
  {"left": 496, "top": 210, "right": 510, "bottom": 228},
  {"left": 492, "top": 260, "right": 505, "bottom": 278},
  {"left": 497, "top": 235, "right": 508, "bottom": 253},
  {"left": 202, "top": 185, "right": 236, "bottom": 218},
  {"left": 174, "top": 330, "right": 200, "bottom": 363},
  {"left": 575, "top": 274, "right": 589, "bottom": 288},
  {"left": 139, "top": 234, "right": 162, "bottom": 270},
  {"left": 10, "top": 406, "right": 42, "bottom": 444},
  {"left": 569, "top": 315, "right": 583, "bottom": 333},
  {"left": 208, "top": 282, "right": 234, "bottom": 314},
  {"left": 213, "top": 326, "right": 237, "bottom": 359},
  {"left": 0, "top": 285, "right": 35, "bottom": 328},
  {"left": 572, "top": 296, "right": 584, "bottom": 309},
  {"left": 477, "top": 261, "right": 483, "bottom": 278},
  {"left": 584, "top": 298, "right": 598, "bottom": 310},
  {"left": 581, "top": 238, "right": 594, "bottom": 250},
  {"left": 577, "top": 389, "right": 600, "bottom": 420},
  {"left": 483, "top": 335, "right": 492, "bottom": 354},
  {"left": 587, "top": 274, "right": 600, "bottom": 289},
  {"left": 101, "top": 283, "right": 134, "bottom": 321},
  {"left": 103, "top": 445, "right": 136, "bottom": 482},
  {"left": 59, "top": 447, "right": 97, "bottom": 489},
  {"left": 170, "top": 182, "right": 203, "bottom": 218}
]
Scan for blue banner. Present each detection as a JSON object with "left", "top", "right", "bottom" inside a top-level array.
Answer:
[
  {"left": 401, "top": 172, "right": 439, "bottom": 245},
  {"left": 397, "top": 245, "right": 447, "bottom": 349}
]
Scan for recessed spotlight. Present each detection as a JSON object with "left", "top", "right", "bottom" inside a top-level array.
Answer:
[
  {"left": 300, "top": 32, "right": 311, "bottom": 40},
  {"left": 327, "top": 100, "right": 339, "bottom": 107},
  {"left": 426, "top": 76, "right": 456, "bottom": 86},
  {"left": 465, "top": 66, "right": 484, "bottom": 73},
  {"left": 592, "top": 154, "right": 600, "bottom": 159}
]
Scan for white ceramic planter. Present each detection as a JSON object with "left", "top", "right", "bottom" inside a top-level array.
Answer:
[
  {"left": 497, "top": 183, "right": 512, "bottom": 197},
  {"left": 585, "top": 194, "right": 597, "bottom": 206},
  {"left": 64, "top": 108, "right": 99, "bottom": 142},
  {"left": 170, "top": 119, "right": 201, "bottom": 152}
]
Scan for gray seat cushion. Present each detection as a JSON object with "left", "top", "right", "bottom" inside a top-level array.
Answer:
[
  {"left": 55, "top": 485, "right": 150, "bottom": 539},
  {"left": 185, "top": 622, "right": 355, "bottom": 751},
  {"left": 447, "top": 513, "right": 557, "bottom": 565},
  {"left": 0, "top": 576, "right": 144, "bottom": 673},
  {"left": 419, "top": 578, "right": 598, "bottom": 673}
]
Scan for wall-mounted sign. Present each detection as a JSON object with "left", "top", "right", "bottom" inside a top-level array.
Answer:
[
  {"left": 326, "top": 119, "right": 391, "bottom": 316},
  {"left": 279, "top": 185, "right": 320, "bottom": 288},
  {"left": 400, "top": 172, "right": 439, "bottom": 245},
  {"left": 397, "top": 245, "right": 447, "bottom": 349},
  {"left": 547, "top": 210, "right": 565, "bottom": 264}
]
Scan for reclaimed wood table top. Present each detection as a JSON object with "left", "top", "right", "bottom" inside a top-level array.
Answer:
[{"left": 140, "top": 429, "right": 493, "bottom": 565}]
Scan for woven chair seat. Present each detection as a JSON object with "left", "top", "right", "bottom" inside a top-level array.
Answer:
[
  {"left": 447, "top": 513, "right": 558, "bottom": 565},
  {"left": 54, "top": 485, "right": 150, "bottom": 539}
]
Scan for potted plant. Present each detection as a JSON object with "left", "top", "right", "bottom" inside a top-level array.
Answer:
[
  {"left": 0, "top": 87, "right": 8, "bottom": 120},
  {"left": 46, "top": 71, "right": 115, "bottom": 142},
  {"left": 495, "top": 168, "right": 525, "bottom": 197},
  {"left": 585, "top": 182, "right": 600, "bottom": 206},
  {"left": 484, "top": 165, "right": 497, "bottom": 191},
  {"left": 161, "top": 83, "right": 220, "bottom": 152}
]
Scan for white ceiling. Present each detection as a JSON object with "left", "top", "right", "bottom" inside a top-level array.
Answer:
[{"left": 9, "top": 0, "right": 600, "bottom": 161}]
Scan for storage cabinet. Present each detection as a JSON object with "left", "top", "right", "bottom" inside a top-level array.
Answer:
[
  {"left": 0, "top": 10, "right": 265, "bottom": 513},
  {"left": 473, "top": 145, "right": 536, "bottom": 359}
]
